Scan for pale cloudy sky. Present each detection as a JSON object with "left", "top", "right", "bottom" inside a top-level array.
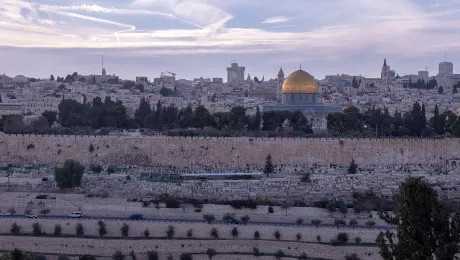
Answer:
[{"left": 1, "top": 0, "right": 460, "bottom": 81}]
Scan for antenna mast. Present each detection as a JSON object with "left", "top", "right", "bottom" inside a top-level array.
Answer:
[{"left": 102, "top": 54, "right": 104, "bottom": 70}]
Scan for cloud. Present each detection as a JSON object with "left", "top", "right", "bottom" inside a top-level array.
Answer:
[{"left": 261, "top": 16, "right": 293, "bottom": 24}]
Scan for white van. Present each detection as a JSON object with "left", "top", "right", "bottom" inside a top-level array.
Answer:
[{"left": 68, "top": 212, "right": 83, "bottom": 218}]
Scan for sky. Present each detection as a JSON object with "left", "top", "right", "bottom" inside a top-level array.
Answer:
[{"left": 1, "top": 0, "right": 460, "bottom": 81}]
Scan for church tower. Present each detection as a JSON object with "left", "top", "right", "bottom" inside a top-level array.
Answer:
[
  {"left": 381, "top": 58, "right": 390, "bottom": 84},
  {"left": 277, "top": 67, "right": 285, "bottom": 102}
]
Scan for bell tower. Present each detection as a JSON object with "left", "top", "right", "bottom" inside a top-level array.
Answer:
[{"left": 277, "top": 67, "right": 285, "bottom": 102}]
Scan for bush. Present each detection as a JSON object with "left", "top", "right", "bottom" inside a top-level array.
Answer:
[
  {"left": 187, "top": 229, "right": 193, "bottom": 238},
  {"left": 349, "top": 219, "right": 358, "bottom": 227},
  {"left": 167, "top": 256, "right": 173, "bottom": 260},
  {"left": 355, "top": 236, "right": 362, "bottom": 244},
  {"left": 27, "top": 143, "right": 35, "bottom": 150},
  {"left": 180, "top": 253, "right": 192, "bottom": 260},
  {"left": 296, "top": 218, "right": 304, "bottom": 225},
  {"left": 121, "top": 223, "right": 129, "bottom": 237},
  {"left": 231, "top": 227, "right": 238, "bottom": 238},
  {"left": 36, "top": 195, "right": 48, "bottom": 199},
  {"left": 241, "top": 215, "right": 250, "bottom": 225},
  {"left": 222, "top": 213, "right": 234, "bottom": 221},
  {"left": 166, "top": 225, "right": 175, "bottom": 238},
  {"left": 211, "top": 228, "right": 219, "bottom": 238},
  {"left": 107, "top": 165, "right": 116, "bottom": 174},
  {"left": 274, "top": 230, "right": 281, "bottom": 240},
  {"left": 336, "top": 232, "right": 349, "bottom": 244},
  {"left": 254, "top": 230, "right": 260, "bottom": 239},
  {"left": 32, "top": 222, "right": 42, "bottom": 236},
  {"left": 40, "top": 208, "right": 50, "bottom": 218},
  {"left": 54, "top": 224, "right": 62, "bottom": 236},
  {"left": 345, "top": 253, "right": 361, "bottom": 260},
  {"left": 34, "top": 253, "right": 46, "bottom": 260},
  {"left": 316, "top": 235, "right": 321, "bottom": 242},
  {"left": 146, "top": 251, "right": 158, "bottom": 260},
  {"left": 90, "top": 165, "right": 103, "bottom": 173},
  {"left": 311, "top": 219, "right": 322, "bottom": 227},
  {"left": 80, "top": 255, "right": 97, "bottom": 260},
  {"left": 299, "top": 253, "right": 308, "bottom": 260},
  {"left": 268, "top": 206, "right": 274, "bottom": 213},
  {"left": 330, "top": 239, "right": 340, "bottom": 246},
  {"left": 10, "top": 222, "right": 21, "bottom": 235},
  {"left": 42, "top": 177, "right": 48, "bottom": 182},
  {"left": 203, "top": 214, "right": 216, "bottom": 224},
  {"left": 365, "top": 220, "right": 376, "bottom": 227},
  {"left": 113, "top": 251, "right": 124, "bottom": 260},
  {"left": 129, "top": 251, "right": 136, "bottom": 260},
  {"left": 89, "top": 144, "right": 95, "bottom": 152},
  {"left": 76, "top": 223, "right": 84, "bottom": 237},
  {"left": 296, "top": 232, "right": 302, "bottom": 240},
  {"left": 334, "top": 218, "right": 346, "bottom": 227},
  {"left": 58, "top": 255, "right": 69, "bottom": 260},
  {"left": 7, "top": 207, "right": 16, "bottom": 215},
  {"left": 275, "top": 250, "right": 285, "bottom": 260},
  {"left": 253, "top": 247, "right": 261, "bottom": 256},
  {"left": 206, "top": 248, "right": 217, "bottom": 259},
  {"left": 144, "top": 228, "right": 150, "bottom": 238},
  {"left": 98, "top": 221, "right": 107, "bottom": 237}
]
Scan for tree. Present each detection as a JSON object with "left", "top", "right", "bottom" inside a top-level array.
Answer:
[
  {"left": 166, "top": 225, "right": 174, "bottom": 238},
  {"left": 32, "top": 222, "right": 42, "bottom": 236},
  {"left": 336, "top": 232, "right": 349, "bottom": 244},
  {"left": 296, "top": 232, "right": 302, "bottom": 240},
  {"left": 179, "top": 253, "right": 192, "bottom": 260},
  {"left": 206, "top": 248, "right": 217, "bottom": 260},
  {"left": 253, "top": 247, "right": 261, "bottom": 257},
  {"left": 334, "top": 218, "right": 346, "bottom": 228},
  {"left": 187, "top": 229, "right": 193, "bottom": 238},
  {"left": 275, "top": 250, "right": 285, "bottom": 260},
  {"left": 33, "top": 254, "right": 47, "bottom": 260},
  {"left": 365, "top": 220, "right": 376, "bottom": 228},
  {"left": 7, "top": 207, "right": 16, "bottom": 215},
  {"left": 210, "top": 227, "right": 219, "bottom": 238},
  {"left": 348, "top": 159, "right": 358, "bottom": 174},
  {"left": 0, "top": 249, "right": 33, "bottom": 260},
  {"left": 98, "top": 221, "right": 107, "bottom": 237},
  {"left": 345, "top": 253, "right": 361, "bottom": 260},
  {"left": 439, "top": 85, "right": 444, "bottom": 94},
  {"left": 299, "top": 253, "right": 308, "bottom": 260},
  {"left": 50, "top": 75, "right": 55, "bottom": 81},
  {"left": 254, "top": 230, "right": 260, "bottom": 239},
  {"left": 231, "top": 227, "right": 238, "bottom": 238},
  {"left": 327, "top": 201, "right": 336, "bottom": 216},
  {"left": 274, "top": 230, "right": 281, "bottom": 240},
  {"left": 54, "top": 160, "right": 85, "bottom": 188},
  {"left": 203, "top": 214, "right": 215, "bottom": 224},
  {"left": 311, "top": 219, "right": 322, "bottom": 227},
  {"left": 120, "top": 223, "right": 129, "bottom": 237},
  {"left": 349, "top": 219, "right": 358, "bottom": 228},
  {"left": 42, "top": 111, "right": 58, "bottom": 127},
  {"left": 79, "top": 255, "right": 96, "bottom": 260},
  {"left": 0, "top": 94, "right": 2, "bottom": 103},
  {"left": 296, "top": 218, "right": 304, "bottom": 225},
  {"left": 146, "top": 251, "right": 158, "bottom": 260},
  {"left": 144, "top": 228, "right": 150, "bottom": 238},
  {"left": 76, "top": 223, "right": 84, "bottom": 237},
  {"left": 431, "top": 104, "right": 445, "bottom": 135},
  {"left": 339, "top": 204, "right": 348, "bottom": 217},
  {"left": 92, "top": 76, "right": 96, "bottom": 85},
  {"left": 54, "top": 224, "right": 62, "bottom": 236},
  {"left": 112, "top": 251, "right": 124, "bottom": 260},
  {"left": 263, "top": 154, "right": 274, "bottom": 176},
  {"left": 355, "top": 236, "right": 362, "bottom": 244},
  {"left": 10, "top": 223, "right": 21, "bottom": 235},
  {"left": 134, "top": 97, "right": 152, "bottom": 128},
  {"left": 40, "top": 208, "right": 50, "bottom": 218},
  {"left": 377, "top": 177, "right": 460, "bottom": 260},
  {"left": 241, "top": 215, "right": 250, "bottom": 225}
]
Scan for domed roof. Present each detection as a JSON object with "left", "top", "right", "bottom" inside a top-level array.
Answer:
[{"left": 282, "top": 69, "right": 318, "bottom": 94}]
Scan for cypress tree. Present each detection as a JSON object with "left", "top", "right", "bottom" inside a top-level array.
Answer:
[{"left": 377, "top": 177, "right": 460, "bottom": 260}]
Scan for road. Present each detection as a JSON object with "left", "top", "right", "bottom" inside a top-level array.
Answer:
[{"left": 0, "top": 214, "right": 395, "bottom": 231}]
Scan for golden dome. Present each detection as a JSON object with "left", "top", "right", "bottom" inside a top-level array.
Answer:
[{"left": 282, "top": 69, "right": 318, "bottom": 94}]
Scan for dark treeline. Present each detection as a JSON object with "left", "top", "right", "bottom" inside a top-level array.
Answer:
[
  {"left": 0, "top": 97, "right": 313, "bottom": 137},
  {"left": 327, "top": 102, "right": 460, "bottom": 137},
  {"left": 403, "top": 78, "right": 438, "bottom": 90}
]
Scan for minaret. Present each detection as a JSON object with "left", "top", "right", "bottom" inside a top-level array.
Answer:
[
  {"left": 277, "top": 67, "right": 285, "bottom": 102},
  {"left": 101, "top": 55, "right": 106, "bottom": 76}
]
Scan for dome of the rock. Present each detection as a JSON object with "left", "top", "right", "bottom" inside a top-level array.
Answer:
[{"left": 281, "top": 69, "right": 318, "bottom": 94}]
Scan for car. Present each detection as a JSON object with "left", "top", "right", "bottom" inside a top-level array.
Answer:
[
  {"left": 25, "top": 213, "right": 38, "bottom": 218},
  {"left": 128, "top": 214, "right": 144, "bottom": 220},
  {"left": 227, "top": 218, "right": 242, "bottom": 224},
  {"left": 0, "top": 212, "right": 11, "bottom": 217},
  {"left": 69, "top": 212, "right": 83, "bottom": 218}
]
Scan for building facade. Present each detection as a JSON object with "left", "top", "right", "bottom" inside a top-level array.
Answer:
[{"left": 227, "top": 63, "right": 245, "bottom": 84}]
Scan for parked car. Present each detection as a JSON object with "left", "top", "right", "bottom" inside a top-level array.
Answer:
[
  {"left": 0, "top": 212, "right": 11, "bottom": 217},
  {"left": 69, "top": 212, "right": 83, "bottom": 218},
  {"left": 128, "top": 214, "right": 144, "bottom": 220},
  {"left": 227, "top": 218, "right": 242, "bottom": 224},
  {"left": 25, "top": 213, "right": 38, "bottom": 218}
]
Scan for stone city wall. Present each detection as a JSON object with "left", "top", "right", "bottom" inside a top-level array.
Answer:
[{"left": 0, "top": 133, "right": 459, "bottom": 166}]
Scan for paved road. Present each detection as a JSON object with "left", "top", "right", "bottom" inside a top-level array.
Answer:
[{"left": 0, "top": 215, "right": 395, "bottom": 231}]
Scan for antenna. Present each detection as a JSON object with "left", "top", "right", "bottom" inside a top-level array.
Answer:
[
  {"left": 445, "top": 51, "right": 447, "bottom": 62},
  {"left": 425, "top": 66, "right": 428, "bottom": 72},
  {"left": 102, "top": 54, "right": 104, "bottom": 70}
]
